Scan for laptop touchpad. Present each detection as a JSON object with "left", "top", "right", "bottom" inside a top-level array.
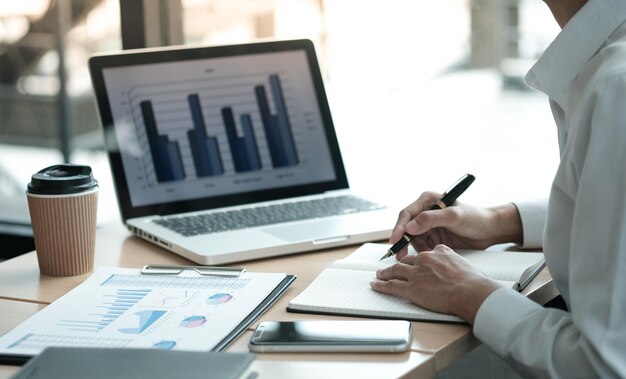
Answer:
[{"left": 263, "top": 220, "right": 357, "bottom": 242}]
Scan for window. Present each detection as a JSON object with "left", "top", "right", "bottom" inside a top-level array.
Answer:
[{"left": 1, "top": 0, "right": 560, "bottom": 227}]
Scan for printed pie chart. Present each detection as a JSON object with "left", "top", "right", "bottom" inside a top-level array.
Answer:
[
  {"left": 153, "top": 340, "right": 176, "bottom": 350},
  {"left": 180, "top": 315, "right": 207, "bottom": 328},
  {"left": 207, "top": 293, "right": 233, "bottom": 305}
]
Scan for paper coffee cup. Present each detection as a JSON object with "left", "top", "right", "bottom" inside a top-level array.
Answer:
[{"left": 26, "top": 165, "right": 99, "bottom": 276}]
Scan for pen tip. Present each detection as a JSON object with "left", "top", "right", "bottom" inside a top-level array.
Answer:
[{"left": 379, "top": 250, "right": 393, "bottom": 261}]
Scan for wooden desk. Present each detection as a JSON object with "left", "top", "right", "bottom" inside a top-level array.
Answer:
[
  {"left": 0, "top": 222, "right": 556, "bottom": 378},
  {"left": 0, "top": 300, "right": 45, "bottom": 379}
]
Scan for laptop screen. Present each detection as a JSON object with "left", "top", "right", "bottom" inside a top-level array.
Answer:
[{"left": 89, "top": 40, "right": 348, "bottom": 220}]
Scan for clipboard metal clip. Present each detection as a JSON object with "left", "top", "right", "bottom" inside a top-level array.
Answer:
[{"left": 141, "top": 264, "right": 245, "bottom": 277}]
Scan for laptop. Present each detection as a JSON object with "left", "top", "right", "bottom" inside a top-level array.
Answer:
[{"left": 88, "top": 39, "right": 396, "bottom": 265}]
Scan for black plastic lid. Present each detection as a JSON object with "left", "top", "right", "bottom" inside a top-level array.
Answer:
[{"left": 27, "top": 164, "right": 98, "bottom": 195}]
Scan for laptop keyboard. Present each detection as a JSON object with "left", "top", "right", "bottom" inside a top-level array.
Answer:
[{"left": 153, "top": 195, "right": 385, "bottom": 237}]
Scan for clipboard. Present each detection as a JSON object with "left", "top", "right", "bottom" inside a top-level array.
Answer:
[
  {"left": 0, "top": 267, "right": 296, "bottom": 365},
  {"left": 141, "top": 264, "right": 246, "bottom": 277},
  {"left": 213, "top": 274, "right": 295, "bottom": 351}
]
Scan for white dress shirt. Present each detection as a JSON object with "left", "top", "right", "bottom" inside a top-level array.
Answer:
[{"left": 473, "top": 0, "right": 626, "bottom": 377}]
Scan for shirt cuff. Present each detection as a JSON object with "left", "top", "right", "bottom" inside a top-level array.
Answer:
[
  {"left": 513, "top": 200, "right": 547, "bottom": 249},
  {"left": 473, "top": 287, "right": 542, "bottom": 355}
]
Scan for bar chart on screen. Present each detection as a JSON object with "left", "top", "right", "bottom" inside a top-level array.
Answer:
[
  {"left": 129, "top": 72, "right": 301, "bottom": 184},
  {"left": 102, "top": 49, "right": 337, "bottom": 207}
]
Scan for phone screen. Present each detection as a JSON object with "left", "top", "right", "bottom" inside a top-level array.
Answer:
[{"left": 249, "top": 320, "right": 412, "bottom": 353}]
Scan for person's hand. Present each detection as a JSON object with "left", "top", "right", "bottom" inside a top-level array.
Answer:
[
  {"left": 370, "top": 245, "right": 501, "bottom": 324},
  {"left": 390, "top": 192, "right": 523, "bottom": 259}
]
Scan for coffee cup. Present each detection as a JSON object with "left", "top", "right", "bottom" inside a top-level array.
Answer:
[{"left": 26, "top": 164, "right": 98, "bottom": 276}]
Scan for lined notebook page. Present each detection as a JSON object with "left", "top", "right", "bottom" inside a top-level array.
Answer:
[
  {"left": 330, "top": 243, "right": 408, "bottom": 272},
  {"left": 288, "top": 268, "right": 463, "bottom": 323},
  {"left": 458, "top": 250, "right": 544, "bottom": 282},
  {"left": 331, "top": 243, "right": 544, "bottom": 284}
]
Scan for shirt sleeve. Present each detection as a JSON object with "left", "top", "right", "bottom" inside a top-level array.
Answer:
[
  {"left": 512, "top": 200, "right": 547, "bottom": 249},
  {"left": 473, "top": 288, "right": 606, "bottom": 378},
  {"left": 474, "top": 75, "right": 626, "bottom": 378}
]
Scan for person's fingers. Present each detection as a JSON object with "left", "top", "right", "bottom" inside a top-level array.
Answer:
[
  {"left": 390, "top": 192, "right": 442, "bottom": 243},
  {"left": 409, "top": 236, "right": 430, "bottom": 252},
  {"left": 431, "top": 244, "right": 454, "bottom": 255},
  {"left": 390, "top": 208, "right": 413, "bottom": 241},
  {"left": 402, "top": 191, "right": 443, "bottom": 216},
  {"left": 392, "top": 192, "right": 441, "bottom": 236},
  {"left": 398, "top": 255, "right": 418, "bottom": 265},
  {"left": 405, "top": 205, "right": 464, "bottom": 236},
  {"left": 369, "top": 278, "right": 410, "bottom": 298},
  {"left": 391, "top": 207, "right": 415, "bottom": 241},
  {"left": 375, "top": 262, "right": 415, "bottom": 281},
  {"left": 394, "top": 249, "right": 409, "bottom": 260}
]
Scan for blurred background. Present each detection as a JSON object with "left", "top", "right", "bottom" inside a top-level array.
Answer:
[{"left": 0, "top": 0, "right": 560, "bottom": 259}]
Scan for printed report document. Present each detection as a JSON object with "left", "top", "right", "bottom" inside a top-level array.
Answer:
[
  {"left": 0, "top": 267, "right": 294, "bottom": 363},
  {"left": 287, "top": 243, "right": 545, "bottom": 323}
]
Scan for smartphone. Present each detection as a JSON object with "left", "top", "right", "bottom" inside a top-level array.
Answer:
[{"left": 248, "top": 320, "right": 412, "bottom": 353}]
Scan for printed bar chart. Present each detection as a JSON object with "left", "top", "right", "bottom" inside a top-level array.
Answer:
[
  {"left": 140, "top": 101, "right": 186, "bottom": 182},
  {"left": 7, "top": 334, "right": 130, "bottom": 350},
  {"left": 56, "top": 288, "right": 152, "bottom": 333},
  {"left": 187, "top": 94, "right": 224, "bottom": 177},
  {"left": 100, "top": 273, "right": 251, "bottom": 290}
]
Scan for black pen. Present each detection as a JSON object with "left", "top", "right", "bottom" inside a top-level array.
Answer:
[{"left": 379, "top": 174, "right": 476, "bottom": 260}]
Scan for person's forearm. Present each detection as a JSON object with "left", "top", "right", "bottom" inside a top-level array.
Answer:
[
  {"left": 454, "top": 277, "right": 501, "bottom": 324},
  {"left": 452, "top": 203, "right": 523, "bottom": 323},
  {"left": 487, "top": 203, "right": 523, "bottom": 246}
]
